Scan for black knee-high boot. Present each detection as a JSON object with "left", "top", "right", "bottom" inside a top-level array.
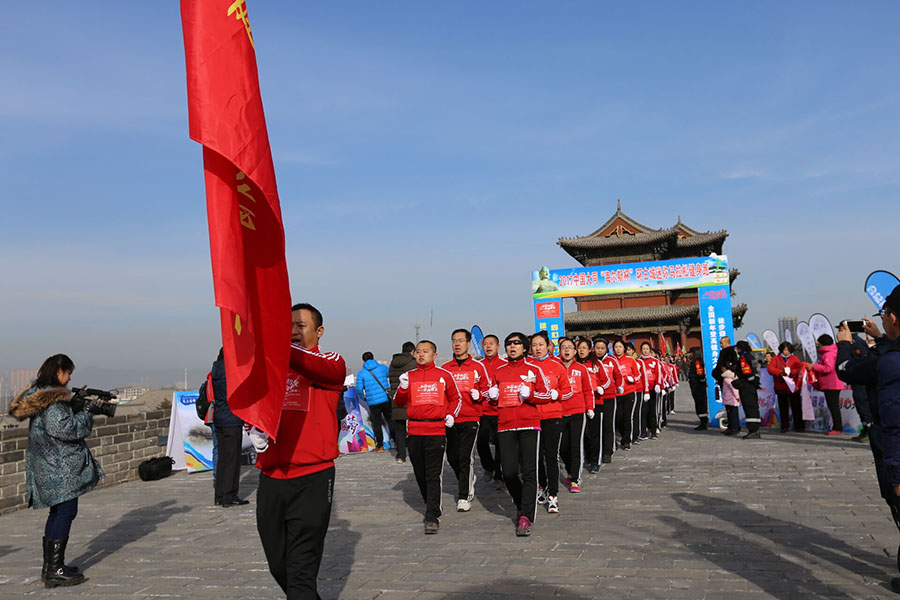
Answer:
[{"left": 44, "top": 538, "right": 84, "bottom": 588}]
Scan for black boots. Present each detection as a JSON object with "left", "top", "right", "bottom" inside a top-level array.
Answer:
[
  {"left": 43, "top": 537, "right": 84, "bottom": 588},
  {"left": 694, "top": 418, "right": 709, "bottom": 431}
]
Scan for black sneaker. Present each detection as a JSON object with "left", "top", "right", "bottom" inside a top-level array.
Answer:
[
  {"left": 424, "top": 521, "right": 439, "bottom": 535},
  {"left": 742, "top": 431, "right": 761, "bottom": 440}
]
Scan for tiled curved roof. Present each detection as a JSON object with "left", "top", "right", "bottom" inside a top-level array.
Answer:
[
  {"left": 565, "top": 303, "right": 748, "bottom": 327},
  {"left": 676, "top": 231, "right": 729, "bottom": 247},
  {"left": 558, "top": 227, "right": 677, "bottom": 249}
]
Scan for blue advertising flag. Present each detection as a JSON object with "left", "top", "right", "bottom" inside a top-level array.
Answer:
[
  {"left": 471, "top": 325, "right": 485, "bottom": 359},
  {"left": 865, "top": 271, "right": 900, "bottom": 310},
  {"left": 697, "top": 285, "right": 735, "bottom": 426}
]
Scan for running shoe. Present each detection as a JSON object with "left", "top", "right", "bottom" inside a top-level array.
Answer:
[
  {"left": 537, "top": 487, "right": 547, "bottom": 505},
  {"left": 515, "top": 515, "right": 533, "bottom": 537},
  {"left": 457, "top": 499, "right": 471, "bottom": 512},
  {"left": 588, "top": 464, "right": 600, "bottom": 474},
  {"left": 424, "top": 521, "right": 439, "bottom": 535},
  {"left": 547, "top": 496, "right": 559, "bottom": 514},
  {"left": 570, "top": 481, "right": 581, "bottom": 493},
  {"left": 650, "top": 433, "right": 658, "bottom": 440},
  {"left": 827, "top": 430, "right": 842, "bottom": 436}
]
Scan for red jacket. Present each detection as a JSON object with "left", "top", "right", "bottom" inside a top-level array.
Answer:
[
  {"left": 492, "top": 358, "right": 551, "bottom": 432},
  {"left": 533, "top": 355, "right": 571, "bottom": 420},
  {"left": 479, "top": 356, "right": 506, "bottom": 416},
  {"left": 440, "top": 356, "right": 491, "bottom": 423},
  {"left": 599, "top": 355, "right": 621, "bottom": 401},
  {"left": 617, "top": 355, "right": 642, "bottom": 395},
  {"left": 563, "top": 361, "right": 594, "bottom": 415},
  {"left": 393, "top": 362, "right": 462, "bottom": 436},
  {"left": 767, "top": 354, "right": 803, "bottom": 394},
  {"left": 577, "top": 358, "right": 602, "bottom": 407},
  {"left": 637, "top": 355, "right": 662, "bottom": 391},
  {"left": 256, "top": 345, "right": 346, "bottom": 479}
]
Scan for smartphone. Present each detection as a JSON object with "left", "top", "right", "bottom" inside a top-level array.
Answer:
[{"left": 844, "top": 320, "right": 865, "bottom": 333}]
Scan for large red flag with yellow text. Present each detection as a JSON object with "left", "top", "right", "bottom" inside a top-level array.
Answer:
[{"left": 181, "top": 0, "right": 290, "bottom": 438}]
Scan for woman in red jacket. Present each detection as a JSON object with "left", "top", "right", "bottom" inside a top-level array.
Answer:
[
  {"left": 531, "top": 332, "right": 571, "bottom": 507},
  {"left": 637, "top": 342, "right": 663, "bottom": 440},
  {"left": 558, "top": 337, "right": 594, "bottom": 501},
  {"left": 489, "top": 332, "right": 552, "bottom": 537},
  {"left": 614, "top": 340, "right": 642, "bottom": 450},
  {"left": 767, "top": 342, "right": 804, "bottom": 432},
  {"left": 594, "top": 338, "right": 620, "bottom": 466}
]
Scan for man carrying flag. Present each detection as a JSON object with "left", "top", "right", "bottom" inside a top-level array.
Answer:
[{"left": 180, "top": 2, "right": 346, "bottom": 597}]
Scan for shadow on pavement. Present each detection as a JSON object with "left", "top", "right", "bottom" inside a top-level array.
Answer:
[
  {"left": 437, "top": 578, "right": 589, "bottom": 599},
  {"left": 319, "top": 515, "right": 361, "bottom": 600},
  {"left": 670, "top": 493, "right": 894, "bottom": 579},
  {"left": 392, "top": 471, "right": 425, "bottom": 517},
  {"left": 69, "top": 499, "right": 192, "bottom": 569},
  {"left": 0, "top": 546, "right": 21, "bottom": 559},
  {"left": 659, "top": 515, "right": 857, "bottom": 600}
]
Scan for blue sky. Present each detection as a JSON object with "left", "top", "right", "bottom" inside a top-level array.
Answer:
[{"left": 2, "top": 1, "right": 898, "bottom": 388}]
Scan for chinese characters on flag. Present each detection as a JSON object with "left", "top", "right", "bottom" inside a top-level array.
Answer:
[{"left": 181, "top": 0, "right": 290, "bottom": 438}]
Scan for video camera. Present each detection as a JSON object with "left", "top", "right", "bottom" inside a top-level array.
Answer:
[{"left": 71, "top": 386, "right": 119, "bottom": 418}]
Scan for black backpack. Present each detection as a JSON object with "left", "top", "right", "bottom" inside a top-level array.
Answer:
[
  {"left": 138, "top": 456, "right": 174, "bottom": 481},
  {"left": 195, "top": 371, "right": 213, "bottom": 421}
]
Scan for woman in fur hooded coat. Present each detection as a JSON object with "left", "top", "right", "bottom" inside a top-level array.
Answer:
[{"left": 8, "top": 354, "right": 103, "bottom": 588}]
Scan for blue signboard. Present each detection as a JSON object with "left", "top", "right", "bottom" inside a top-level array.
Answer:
[{"left": 531, "top": 254, "right": 734, "bottom": 425}]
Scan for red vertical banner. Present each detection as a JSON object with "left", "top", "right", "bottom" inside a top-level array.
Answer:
[{"left": 181, "top": 0, "right": 290, "bottom": 438}]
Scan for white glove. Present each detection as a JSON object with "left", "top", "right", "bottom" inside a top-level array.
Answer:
[
  {"left": 518, "top": 383, "right": 531, "bottom": 400},
  {"left": 488, "top": 386, "right": 499, "bottom": 401},
  {"left": 470, "top": 388, "right": 480, "bottom": 401},
  {"left": 550, "top": 389, "right": 559, "bottom": 401},
  {"left": 784, "top": 367, "right": 791, "bottom": 376},
  {"left": 596, "top": 386, "right": 604, "bottom": 395},
  {"left": 444, "top": 414, "right": 455, "bottom": 428},
  {"left": 626, "top": 376, "right": 635, "bottom": 383},
  {"left": 654, "top": 385, "right": 661, "bottom": 393},
  {"left": 399, "top": 372, "right": 409, "bottom": 389},
  {"left": 643, "top": 393, "right": 650, "bottom": 401},
  {"left": 617, "top": 386, "right": 624, "bottom": 395},
  {"left": 586, "top": 409, "right": 595, "bottom": 419},
  {"left": 249, "top": 427, "right": 269, "bottom": 453}
]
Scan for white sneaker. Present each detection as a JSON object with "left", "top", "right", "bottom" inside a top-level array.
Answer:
[
  {"left": 547, "top": 496, "right": 559, "bottom": 514},
  {"left": 457, "top": 498, "right": 471, "bottom": 512},
  {"left": 537, "top": 486, "right": 547, "bottom": 505}
]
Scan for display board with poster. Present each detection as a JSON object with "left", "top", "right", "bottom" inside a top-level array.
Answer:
[{"left": 165, "top": 390, "right": 253, "bottom": 472}]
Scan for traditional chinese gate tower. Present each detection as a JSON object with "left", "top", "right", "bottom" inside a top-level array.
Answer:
[{"left": 557, "top": 201, "right": 747, "bottom": 351}]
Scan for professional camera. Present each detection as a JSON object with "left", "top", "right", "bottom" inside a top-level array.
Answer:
[{"left": 71, "top": 386, "right": 119, "bottom": 418}]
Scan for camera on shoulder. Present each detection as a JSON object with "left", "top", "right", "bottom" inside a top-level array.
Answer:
[{"left": 71, "top": 386, "right": 119, "bottom": 418}]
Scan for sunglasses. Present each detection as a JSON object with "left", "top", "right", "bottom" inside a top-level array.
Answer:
[{"left": 506, "top": 339, "right": 525, "bottom": 346}]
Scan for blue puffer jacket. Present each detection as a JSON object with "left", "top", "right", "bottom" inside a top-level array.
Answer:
[
  {"left": 356, "top": 359, "right": 390, "bottom": 406},
  {"left": 877, "top": 336, "right": 900, "bottom": 486},
  {"left": 211, "top": 359, "right": 243, "bottom": 428},
  {"left": 8, "top": 386, "right": 103, "bottom": 509}
]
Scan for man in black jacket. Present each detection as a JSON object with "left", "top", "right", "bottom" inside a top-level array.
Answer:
[
  {"left": 388, "top": 342, "right": 416, "bottom": 464},
  {"left": 210, "top": 348, "right": 249, "bottom": 507}
]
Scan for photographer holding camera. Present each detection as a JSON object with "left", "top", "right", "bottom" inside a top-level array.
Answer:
[{"left": 7, "top": 354, "right": 106, "bottom": 589}]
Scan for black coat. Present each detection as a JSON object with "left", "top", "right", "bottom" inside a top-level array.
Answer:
[
  {"left": 388, "top": 352, "right": 416, "bottom": 420},
  {"left": 211, "top": 359, "right": 243, "bottom": 428}
]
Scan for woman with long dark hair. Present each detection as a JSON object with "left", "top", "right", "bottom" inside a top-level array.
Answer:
[{"left": 8, "top": 354, "right": 103, "bottom": 588}]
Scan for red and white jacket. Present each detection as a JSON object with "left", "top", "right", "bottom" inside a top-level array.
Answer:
[
  {"left": 492, "top": 357, "right": 552, "bottom": 432},
  {"left": 479, "top": 355, "right": 507, "bottom": 417},
  {"left": 533, "top": 355, "right": 572, "bottom": 420},
  {"left": 617, "top": 355, "right": 643, "bottom": 395},
  {"left": 637, "top": 355, "right": 663, "bottom": 393},
  {"left": 257, "top": 345, "right": 346, "bottom": 480},
  {"left": 599, "top": 355, "right": 621, "bottom": 403},
  {"left": 440, "top": 356, "right": 491, "bottom": 423},
  {"left": 393, "top": 362, "right": 462, "bottom": 436},
  {"left": 563, "top": 360, "right": 594, "bottom": 416}
]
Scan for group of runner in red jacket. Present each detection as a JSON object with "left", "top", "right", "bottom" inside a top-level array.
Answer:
[{"left": 394, "top": 328, "right": 681, "bottom": 537}]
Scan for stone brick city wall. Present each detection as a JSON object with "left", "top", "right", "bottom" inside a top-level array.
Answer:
[{"left": 0, "top": 409, "right": 170, "bottom": 514}]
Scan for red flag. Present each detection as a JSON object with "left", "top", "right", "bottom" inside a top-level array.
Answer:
[{"left": 181, "top": 0, "right": 290, "bottom": 438}]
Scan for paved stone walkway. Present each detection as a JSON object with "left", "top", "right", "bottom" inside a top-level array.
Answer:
[{"left": 2, "top": 388, "right": 899, "bottom": 599}]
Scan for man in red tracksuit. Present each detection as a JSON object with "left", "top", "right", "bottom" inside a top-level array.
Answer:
[
  {"left": 252, "top": 303, "right": 347, "bottom": 600},
  {"left": 477, "top": 335, "right": 506, "bottom": 485},
  {"left": 393, "top": 340, "right": 462, "bottom": 534},
  {"left": 441, "top": 328, "right": 491, "bottom": 512},
  {"left": 595, "top": 338, "right": 621, "bottom": 465},
  {"left": 488, "top": 332, "right": 552, "bottom": 536}
]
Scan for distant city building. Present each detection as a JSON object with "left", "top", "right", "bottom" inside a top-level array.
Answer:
[
  {"left": 778, "top": 316, "right": 799, "bottom": 344},
  {"left": 9, "top": 369, "right": 38, "bottom": 396},
  {"left": 114, "top": 386, "right": 151, "bottom": 405}
]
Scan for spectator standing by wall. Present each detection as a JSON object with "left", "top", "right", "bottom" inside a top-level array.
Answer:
[
  {"left": 210, "top": 348, "right": 248, "bottom": 506},
  {"left": 357, "top": 352, "right": 392, "bottom": 452},
  {"left": 812, "top": 334, "right": 843, "bottom": 435},
  {"left": 389, "top": 342, "right": 417, "bottom": 463}
]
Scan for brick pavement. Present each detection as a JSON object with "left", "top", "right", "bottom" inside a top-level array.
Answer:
[{"left": 2, "top": 388, "right": 899, "bottom": 599}]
